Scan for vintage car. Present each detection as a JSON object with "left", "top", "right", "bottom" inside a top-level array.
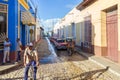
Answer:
[
  {"left": 55, "top": 39, "right": 67, "bottom": 50},
  {"left": 49, "top": 37, "right": 57, "bottom": 45}
]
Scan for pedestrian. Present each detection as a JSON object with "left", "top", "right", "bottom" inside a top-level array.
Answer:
[
  {"left": 15, "top": 38, "right": 22, "bottom": 63},
  {"left": 66, "top": 38, "right": 75, "bottom": 56},
  {"left": 2, "top": 38, "right": 11, "bottom": 65},
  {"left": 24, "top": 42, "right": 39, "bottom": 80}
]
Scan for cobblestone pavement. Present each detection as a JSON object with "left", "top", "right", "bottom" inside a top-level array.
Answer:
[
  {"left": 36, "top": 39, "right": 51, "bottom": 58},
  {"left": 0, "top": 39, "right": 120, "bottom": 80}
]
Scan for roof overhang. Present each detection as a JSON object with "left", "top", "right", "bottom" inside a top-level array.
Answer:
[
  {"left": 76, "top": 0, "right": 97, "bottom": 10},
  {"left": 18, "top": 0, "right": 29, "bottom": 10},
  {"left": 21, "top": 11, "right": 36, "bottom": 26}
]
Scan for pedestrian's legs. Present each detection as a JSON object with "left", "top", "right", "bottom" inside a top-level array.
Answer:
[
  {"left": 24, "top": 63, "right": 30, "bottom": 80},
  {"left": 33, "top": 67, "right": 37, "bottom": 80},
  {"left": 7, "top": 50, "right": 10, "bottom": 62},
  {"left": 18, "top": 51, "right": 21, "bottom": 61},
  {"left": 16, "top": 51, "right": 18, "bottom": 62},
  {"left": 3, "top": 51, "right": 7, "bottom": 63},
  {"left": 16, "top": 51, "right": 21, "bottom": 62},
  {"left": 32, "top": 61, "right": 37, "bottom": 80}
]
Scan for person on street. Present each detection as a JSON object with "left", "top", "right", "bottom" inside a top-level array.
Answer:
[
  {"left": 24, "top": 42, "right": 39, "bottom": 80},
  {"left": 67, "top": 38, "right": 75, "bottom": 56},
  {"left": 15, "top": 38, "right": 22, "bottom": 63},
  {"left": 2, "top": 38, "right": 11, "bottom": 65}
]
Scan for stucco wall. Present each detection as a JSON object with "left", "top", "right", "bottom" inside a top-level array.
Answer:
[{"left": 54, "top": 0, "right": 120, "bottom": 58}]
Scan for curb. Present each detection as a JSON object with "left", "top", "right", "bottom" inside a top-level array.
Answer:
[
  {"left": 0, "top": 62, "right": 23, "bottom": 75},
  {"left": 75, "top": 48, "right": 120, "bottom": 77}
]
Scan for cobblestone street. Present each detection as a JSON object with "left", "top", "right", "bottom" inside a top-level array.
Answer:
[{"left": 0, "top": 38, "right": 120, "bottom": 80}]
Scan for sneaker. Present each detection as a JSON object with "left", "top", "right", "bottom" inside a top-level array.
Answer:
[{"left": 15, "top": 62, "right": 18, "bottom": 64}]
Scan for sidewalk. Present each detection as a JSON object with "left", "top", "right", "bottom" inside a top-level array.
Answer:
[
  {"left": 36, "top": 38, "right": 51, "bottom": 58},
  {"left": 0, "top": 39, "right": 42, "bottom": 75},
  {"left": 75, "top": 47, "right": 120, "bottom": 77},
  {"left": 0, "top": 62, "right": 23, "bottom": 75}
]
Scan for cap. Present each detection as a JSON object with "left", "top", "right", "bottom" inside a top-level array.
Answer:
[{"left": 29, "top": 42, "right": 33, "bottom": 46}]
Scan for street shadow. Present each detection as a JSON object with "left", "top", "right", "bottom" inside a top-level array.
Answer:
[
  {"left": 70, "top": 66, "right": 109, "bottom": 80},
  {"left": 37, "top": 67, "right": 109, "bottom": 80},
  {"left": 0, "top": 77, "right": 23, "bottom": 80},
  {"left": 0, "top": 64, "right": 24, "bottom": 75}
]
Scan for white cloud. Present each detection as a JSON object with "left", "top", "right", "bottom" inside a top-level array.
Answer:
[
  {"left": 41, "top": 18, "right": 60, "bottom": 31},
  {"left": 66, "top": 4, "right": 76, "bottom": 9}
]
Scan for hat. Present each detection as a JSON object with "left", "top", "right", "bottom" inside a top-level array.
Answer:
[{"left": 29, "top": 42, "right": 33, "bottom": 46}]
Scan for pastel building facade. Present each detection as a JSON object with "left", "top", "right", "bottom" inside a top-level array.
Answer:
[
  {"left": 54, "top": 0, "right": 120, "bottom": 63},
  {"left": 0, "top": 0, "right": 40, "bottom": 62}
]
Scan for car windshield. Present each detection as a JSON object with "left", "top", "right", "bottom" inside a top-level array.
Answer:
[{"left": 57, "top": 40, "right": 65, "bottom": 43}]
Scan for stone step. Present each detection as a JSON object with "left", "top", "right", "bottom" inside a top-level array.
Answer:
[{"left": 0, "top": 62, "right": 23, "bottom": 75}]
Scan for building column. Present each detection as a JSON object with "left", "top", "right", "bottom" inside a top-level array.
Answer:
[
  {"left": 118, "top": 4, "right": 120, "bottom": 63},
  {"left": 101, "top": 11, "right": 107, "bottom": 56}
]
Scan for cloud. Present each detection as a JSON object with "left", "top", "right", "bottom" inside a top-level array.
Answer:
[
  {"left": 41, "top": 18, "right": 60, "bottom": 31},
  {"left": 65, "top": 4, "right": 76, "bottom": 9},
  {"left": 65, "top": 0, "right": 83, "bottom": 9}
]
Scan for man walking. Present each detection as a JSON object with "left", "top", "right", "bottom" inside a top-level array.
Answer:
[
  {"left": 24, "top": 42, "right": 39, "bottom": 80},
  {"left": 2, "top": 38, "right": 11, "bottom": 65},
  {"left": 16, "top": 38, "right": 22, "bottom": 63}
]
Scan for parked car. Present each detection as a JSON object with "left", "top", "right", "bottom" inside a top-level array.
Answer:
[
  {"left": 49, "top": 37, "right": 57, "bottom": 45},
  {"left": 66, "top": 37, "right": 75, "bottom": 44},
  {"left": 55, "top": 39, "right": 67, "bottom": 50}
]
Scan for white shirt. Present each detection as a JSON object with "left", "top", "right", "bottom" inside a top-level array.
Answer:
[
  {"left": 4, "top": 41, "right": 11, "bottom": 51},
  {"left": 17, "top": 41, "right": 22, "bottom": 51},
  {"left": 24, "top": 47, "right": 37, "bottom": 64}
]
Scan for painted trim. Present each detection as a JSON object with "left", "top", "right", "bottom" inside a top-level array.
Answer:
[
  {"left": 18, "top": 0, "right": 29, "bottom": 10},
  {"left": 18, "top": 2, "right": 20, "bottom": 38}
]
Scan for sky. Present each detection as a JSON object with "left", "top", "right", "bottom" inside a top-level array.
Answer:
[{"left": 35, "top": 0, "right": 83, "bottom": 31}]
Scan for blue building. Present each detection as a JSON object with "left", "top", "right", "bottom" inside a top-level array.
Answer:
[{"left": 0, "top": 0, "right": 36, "bottom": 62}]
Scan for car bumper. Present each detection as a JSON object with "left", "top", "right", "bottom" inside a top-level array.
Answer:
[{"left": 56, "top": 46, "right": 67, "bottom": 49}]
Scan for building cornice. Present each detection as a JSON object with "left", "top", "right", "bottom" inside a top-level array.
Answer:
[{"left": 76, "top": 0, "right": 97, "bottom": 10}]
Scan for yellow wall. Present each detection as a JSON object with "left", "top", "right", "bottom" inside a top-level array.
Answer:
[
  {"left": 54, "top": 0, "right": 120, "bottom": 59},
  {"left": 77, "top": 0, "right": 119, "bottom": 56},
  {"left": 18, "top": 0, "right": 29, "bottom": 10},
  {"left": 75, "top": 23, "right": 80, "bottom": 44},
  {"left": 68, "top": 25, "right": 72, "bottom": 37}
]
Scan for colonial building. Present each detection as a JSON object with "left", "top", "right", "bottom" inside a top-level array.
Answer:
[
  {"left": 0, "top": 0, "right": 41, "bottom": 63},
  {"left": 54, "top": 0, "right": 120, "bottom": 63}
]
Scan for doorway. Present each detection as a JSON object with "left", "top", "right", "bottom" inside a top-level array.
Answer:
[{"left": 106, "top": 6, "right": 118, "bottom": 62}]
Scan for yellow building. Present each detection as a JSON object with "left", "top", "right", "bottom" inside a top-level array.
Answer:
[{"left": 54, "top": 0, "right": 120, "bottom": 63}]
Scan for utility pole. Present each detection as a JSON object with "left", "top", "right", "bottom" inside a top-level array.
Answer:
[{"left": 34, "top": 7, "right": 37, "bottom": 41}]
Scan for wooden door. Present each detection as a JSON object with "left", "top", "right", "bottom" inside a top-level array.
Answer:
[{"left": 106, "top": 9, "right": 118, "bottom": 62}]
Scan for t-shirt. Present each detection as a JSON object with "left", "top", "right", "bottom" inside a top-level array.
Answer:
[
  {"left": 24, "top": 47, "right": 37, "bottom": 64},
  {"left": 4, "top": 41, "right": 11, "bottom": 51},
  {"left": 17, "top": 41, "right": 22, "bottom": 51}
]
